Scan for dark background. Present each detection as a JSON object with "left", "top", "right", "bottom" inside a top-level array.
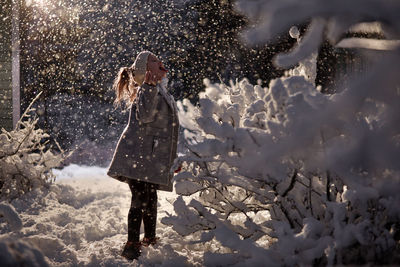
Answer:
[{"left": 18, "top": 0, "right": 298, "bottom": 165}]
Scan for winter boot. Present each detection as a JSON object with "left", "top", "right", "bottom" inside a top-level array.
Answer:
[
  {"left": 141, "top": 236, "right": 160, "bottom": 247},
  {"left": 121, "top": 241, "right": 141, "bottom": 261}
]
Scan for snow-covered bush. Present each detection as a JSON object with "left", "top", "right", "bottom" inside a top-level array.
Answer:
[
  {"left": 163, "top": 0, "right": 400, "bottom": 265},
  {"left": 165, "top": 74, "right": 399, "bottom": 265},
  {"left": 0, "top": 93, "right": 65, "bottom": 200}
]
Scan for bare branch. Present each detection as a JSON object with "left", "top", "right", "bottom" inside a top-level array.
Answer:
[{"left": 281, "top": 170, "right": 298, "bottom": 197}]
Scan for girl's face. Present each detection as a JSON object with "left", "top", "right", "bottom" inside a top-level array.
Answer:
[{"left": 147, "top": 54, "right": 168, "bottom": 81}]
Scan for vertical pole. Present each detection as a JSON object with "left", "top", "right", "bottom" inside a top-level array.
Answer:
[{"left": 12, "top": 0, "right": 20, "bottom": 128}]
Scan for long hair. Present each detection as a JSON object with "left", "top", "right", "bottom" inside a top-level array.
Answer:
[{"left": 113, "top": 67, "right": 144, "bottom": 107}]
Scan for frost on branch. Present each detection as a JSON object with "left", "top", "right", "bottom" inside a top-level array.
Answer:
[{"left": 0, "top": 93, "right": 65, "bottom": 201}]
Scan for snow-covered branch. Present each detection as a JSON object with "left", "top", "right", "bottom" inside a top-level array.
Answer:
[
  {"left": 236, "top": 0, "right": 400, "bottom": 68},
  {"left": 0, "top": 93, "right": 66, "bottom": 200}
]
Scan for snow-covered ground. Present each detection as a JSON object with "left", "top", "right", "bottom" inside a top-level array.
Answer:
[{"left": 0, "top": 164, "right": 215, "bottom": 266}]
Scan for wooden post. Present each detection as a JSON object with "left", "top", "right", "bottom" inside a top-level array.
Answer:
[{"left": 12, "top": 0, "right": 20, "bottom": 129}]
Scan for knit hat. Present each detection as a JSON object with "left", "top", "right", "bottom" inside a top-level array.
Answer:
[{"left": 132, "top": 51, "right": 154, "bottom": 76}]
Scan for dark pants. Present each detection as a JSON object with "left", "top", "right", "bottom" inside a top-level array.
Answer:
[{"left": 127, "top": 179, "right": 158, "bottom": 242}]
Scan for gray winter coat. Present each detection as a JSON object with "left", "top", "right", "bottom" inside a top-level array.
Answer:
[{"left": 107, "top": 83, "right": 179, "bottom": 192}]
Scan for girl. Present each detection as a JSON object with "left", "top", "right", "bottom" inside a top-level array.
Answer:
[{"left": 107, "top": 51, "right": 179, "bottom": 260}]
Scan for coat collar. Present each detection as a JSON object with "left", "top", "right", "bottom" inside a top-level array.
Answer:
[{"left": 157, "top": 78, "right": 177, "bottom": 113}]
